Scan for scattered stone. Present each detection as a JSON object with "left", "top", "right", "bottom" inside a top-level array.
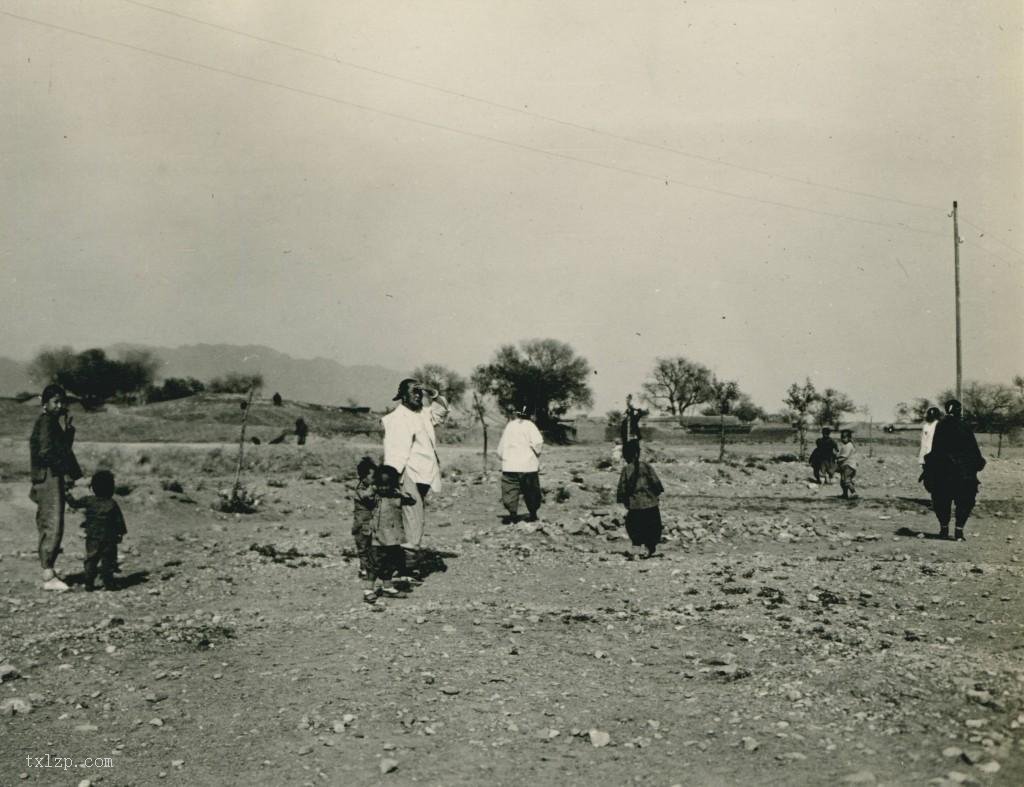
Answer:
[
  {"left": 942, "top": 746, "right": 963, "bottom": 759},
  {"left": 589, "top": 729, "right": 611, "bottom": 747},
  {"left": 742, "top": 737, "right": 759, "bottom": 752},
  {"left": 959, "top": 749, "right": 985, "bottom": 765},
  {"left": 149, "top": 717, "right": 164, "bottom": 727},
  {"left": 1, "top": 698, "right": 32, "bottom": 716},
  {"left": 379, "top": 758, "right": 399, "bottom": 775},
  {"left": 74, "top": 724, "right": 98, "bottom": 732},
  {"left": 171, "top": 760, "right": 184, "bottom": 768},
  {"left": 977, "top": 761, "right": 1000, "bottom": 775},
  {"left": 440, "top": 686, "right": 460, "bottom": 696},
  {"left": 0, "top": 664, "right": 19, "bottom": 683},
  {"left": 841, "top": 771, "right": 876, "bottom": 784}
]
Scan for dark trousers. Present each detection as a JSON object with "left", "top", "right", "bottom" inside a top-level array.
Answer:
[
  {"left": 353, "top": 530, "right": 372, "bottom": 574},
  {"left": 932, "top": 481, "right": 978, "bottom": 530},
  {"left": 84, "top": 536, "right": 118, "bottom": 587},
  {"left": 501, "top": 472, "right": 541, "bottom": 517},
  {"left": 31, "top": 473, "right": 65, "bottom": 569},
  {"left": 839, "top": 465, "right": 857, "bottom": 496},
  {"left": 366, "top": 545, "right": 405, "bottom": 582},
  {"left": 625, "top": 507, "right": 663, "bottom": 551}
]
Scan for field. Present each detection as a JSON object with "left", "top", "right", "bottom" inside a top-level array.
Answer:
[{"left": 1, "top": 400, "right": 1023, "bottom": 786}]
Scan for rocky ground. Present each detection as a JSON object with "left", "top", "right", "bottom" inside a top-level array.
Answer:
[{"left": 1, "top": 438, "right": 1023, "bottom": 786}]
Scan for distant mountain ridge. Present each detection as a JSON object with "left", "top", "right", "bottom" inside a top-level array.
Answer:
[{"left": 0, "top": 344, "right": 405, "bottom": 409}]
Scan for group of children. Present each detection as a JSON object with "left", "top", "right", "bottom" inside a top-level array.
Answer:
[
  {"left": 809, "top": 427, "right": 859, "bottom": 499},
  {"left": 351, "top": 456, "right": 418, "bottom": 604}
]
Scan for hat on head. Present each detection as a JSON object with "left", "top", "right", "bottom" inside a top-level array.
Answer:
[
  {"left": 393, "top": 378, "right": 419, "bottom": 401},
  {"left": 944, "top": 399, "right": 962, "bottom": 417}
]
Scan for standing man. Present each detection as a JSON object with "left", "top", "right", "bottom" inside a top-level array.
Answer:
[
  {"left": 29, "top": 384, "right": 83, "bottom": 591},
  {"left": 381, "top": 378, "right": 441, "bottom": 549},
  {"left": 923, "top": 399, "right": 985, "bottom": 541},
  {"left": 496, "top": 406, "right": 544, "bottom": 523}
]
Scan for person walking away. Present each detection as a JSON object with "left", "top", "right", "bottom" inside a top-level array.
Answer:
[
  {"left": 922, "top": 399, "right": 985, "bottom": 541},
  {"left": 917, "top": 406, "right": 942, "bottom": 467},
  {"left": 67, "top": 470, "right": 127, "bottom": 591},
  {"left": 836, "top": 429, "right": 858, "bottom": 499},
  {"left": 616, "top": 441, "right": 664, "bottom": 559},
  {"left": 496, "top": 406, "right": 544, "bottom": 523},
  {"left": 295, "top": 417, "right": 309, "bottom": 446},
  {"left": 29, "top": 384, "right": 83, "bottom": 591},
  {"left": 809, "top": 428, "right": 839, "bottom": 485}
]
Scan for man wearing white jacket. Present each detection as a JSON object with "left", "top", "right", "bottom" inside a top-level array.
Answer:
[
  {"left": 382, "top": 378, "right": 442, "bottom": 548},
  {"left": 496, "top": 406, "right": 544, "bottom": 523}
]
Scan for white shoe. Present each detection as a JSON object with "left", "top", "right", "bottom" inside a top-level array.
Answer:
[{"left": 42, "top": 576, "right": 69, "bottom": 592}]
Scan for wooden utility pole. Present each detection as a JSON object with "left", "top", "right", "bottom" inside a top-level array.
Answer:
[
  {"left": 952, "top": 200, "right": 963, "bottom": 401},
  {"left": 232, "top": 387, "right": 256, "bottom": 500}
]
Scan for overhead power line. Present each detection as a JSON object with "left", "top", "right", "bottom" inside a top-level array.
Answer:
[
  {"left": 3, "top": 9, "right": 947, "bottom": 238},
  {"left": 121, "top": 0, "right": 945, "bottom": 216},
  {"left": 959, "top": 216, "right": 1024, "bottom": 260}
]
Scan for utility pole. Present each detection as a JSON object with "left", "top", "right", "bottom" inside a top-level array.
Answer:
[{"left": 952, "top": 200, "right": 963, "bottom": 401}]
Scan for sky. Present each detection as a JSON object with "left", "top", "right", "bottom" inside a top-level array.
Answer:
[{"left": 2, "top": 0, "right": 1021, "bottom": 418}]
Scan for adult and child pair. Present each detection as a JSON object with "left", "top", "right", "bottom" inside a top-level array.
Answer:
[{"left": 29, "top": 384, "right": 129, "bottom": 593}]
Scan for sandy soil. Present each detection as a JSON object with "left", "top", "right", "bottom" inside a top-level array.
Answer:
[{"left": 1, "top": 439, "right": 1022, "bottom": 786}]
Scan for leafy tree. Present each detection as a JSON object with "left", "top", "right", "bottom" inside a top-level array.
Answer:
[
  {"left": 940, "top": 381, "right": 1023, "bottom": 457},
  {"left": 814, "top": 387, "right": 857, "bottom": 428},
  {"left": 706, "top": 378, "right": 741, "bottom": 461},
  {"left": 641, "top": 357, "right": 712, "bottom": 416},
  {"left": 28, "top": 346, "right": 158, "bottom": 408},
  {"left": 146, "top": 377, "right": 205, "bottom": 403},
  {"left": 411, "top": 363, "right": 469, "bottom": 408},
  {"left": 782, "top": 378, "right": 819, "bottom": 460},
  {"left": 472, "top": 338, "right": 592, "bottom": 438},
  {"left": 894, "top": 397, "right": 933, "bottom": 422},
  {"left": 732, "top": 395, "right": 765, "bottom": 423},
  {"left": 208, "top": 372, "right": 264, "bottom": 394}
]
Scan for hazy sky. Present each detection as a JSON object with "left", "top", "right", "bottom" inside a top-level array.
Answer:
[{"left": 2, "top": 0, "right": 1021, "bottom": 417}]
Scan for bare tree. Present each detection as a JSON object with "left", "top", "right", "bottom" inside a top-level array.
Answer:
[
  {"left": 783, "top": 378, "right": 819, "bottom": 460},
  {"left": 641, "top": 357, "right": 712, "bottom": 416},
  {"left": 706, "top": 378, "right": 741, "bottom": 461}
]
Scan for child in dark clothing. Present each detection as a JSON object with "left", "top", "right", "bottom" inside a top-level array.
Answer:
[
  {"left": 616, "top": 441, "right": 664, "bottom": 559},
  {"left": 351, "top": 456, "right": 377, "bottom": 580},
  {"left": 67, "top": 470, "right": 127, "bottom": 591},
  {"left": 362, "top": 465, "right": 415, "bottom": 604}
]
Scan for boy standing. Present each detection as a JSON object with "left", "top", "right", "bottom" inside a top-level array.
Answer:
[
  {"left": 29, "top": 384, "right": 83, "bottom": 592},
  {"left": 836, "top": 429, "right": 858, "bottom": 499},
  {"left": 68, "top": 470, "right": 127, "bottom": 591},
  {"left": 351, "top": 457, "right": 377, "bottom": 579},
  {"left": 362, "top": 466, "right": 414, "bottom": 604}
]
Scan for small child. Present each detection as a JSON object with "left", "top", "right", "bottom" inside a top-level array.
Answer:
[
  {"left": 616, "top": 441, "right": 664, "bottom": 559},
  {"left": 351, "top": 456, "right": 377, "bottom": 580},
  {"left": 67, "top": 470, "right": 127, "bottom": 591},
  {"left": 362, "top": 465, "right": 414, "bottom": 604},
  {"left": 837, "top": 429, "right": 858, "bottom": 499}
]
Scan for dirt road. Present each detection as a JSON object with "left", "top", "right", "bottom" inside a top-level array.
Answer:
[{"left": 2, "top": 441, "right": 1022, "bottom": 785}]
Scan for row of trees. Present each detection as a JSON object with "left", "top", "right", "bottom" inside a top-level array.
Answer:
[
  {"left": 28, "top": 346, "right": 265, "bottom": 407},
  {"left": 895, "top": 377, "right": 1024, "bottom": 456}
]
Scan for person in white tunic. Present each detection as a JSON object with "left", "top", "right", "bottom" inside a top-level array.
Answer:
[
  {"left": 918, "top": 406, "right": 942, "bottom": 466},
  {"left": 381, "top": 378, "right": 442, "bottom": 548},
  {"left": 496, "top": 407, "right": 544, "bottom": 523}
]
